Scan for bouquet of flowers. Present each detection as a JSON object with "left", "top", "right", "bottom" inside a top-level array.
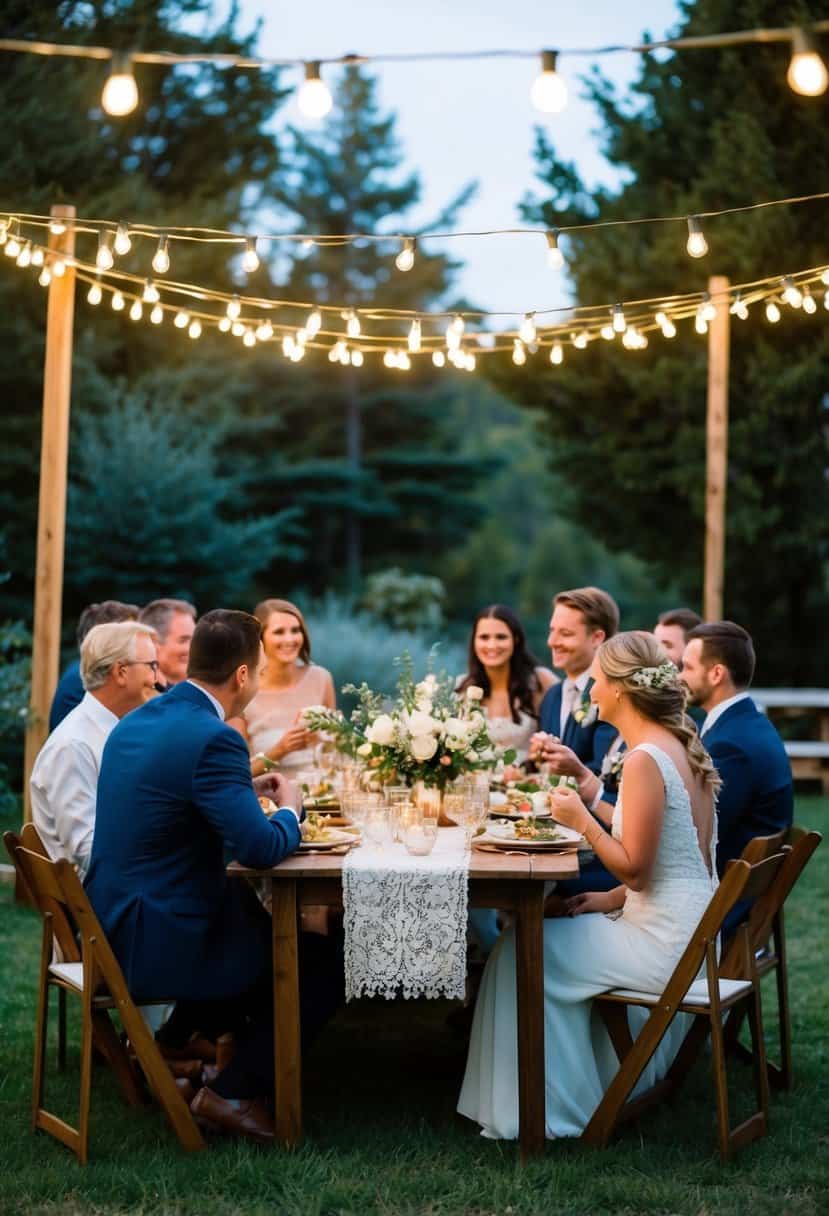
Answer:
[{"left": 303, "top": 655, "right": 513, "bottom": 791}]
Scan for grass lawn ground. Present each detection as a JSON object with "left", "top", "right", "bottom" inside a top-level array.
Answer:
[{"left": 0, "top": 796, "right": 826, "bottom": 1216}]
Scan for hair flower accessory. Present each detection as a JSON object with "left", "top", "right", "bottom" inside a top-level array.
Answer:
[{"left": 631, "top": 661, "right": 679, "bottom": 689}]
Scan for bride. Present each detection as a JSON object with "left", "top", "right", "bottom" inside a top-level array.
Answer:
[{"left": 458, "top": 630, "right": 720, "bottom": 1139}]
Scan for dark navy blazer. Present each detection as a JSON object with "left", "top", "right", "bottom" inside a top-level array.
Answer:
[
  {"left": 538, "top": 680, "right": 617, "bottom": 775},
  {"left": 702, "top": 696, "right": 794, "bottom": 876},
  {"left": 85, "top": 681, "right": 301, "bottom": 1003},
  {"left": 49, "top": 659, "right": 84, "bottom": 731}
]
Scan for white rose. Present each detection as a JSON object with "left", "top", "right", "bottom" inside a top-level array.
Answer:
[
  {"left": 407, "top": 709, "right": 440, "bottom": 736},
  {"left": 366, "top": 714, "right": 395, "bottom": 745},
  {"left": 357, "top": 742, "right": 373, "bottom": 757},
  {"left": 415, "top": 696, "right": 433, "bottom": 714},
  {"left": 410, "top": 734, "right": 438, "bottom": 761},
  {"left": 442, "top": 717, "right": 471, "bottom": 750},
  {"left": 466, "top": 685, "right": 484, "bottom": 701}
]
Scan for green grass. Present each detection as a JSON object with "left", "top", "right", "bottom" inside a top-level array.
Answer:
[{"left": 1, "top": 798, "right": 827, "bottom": 1216}]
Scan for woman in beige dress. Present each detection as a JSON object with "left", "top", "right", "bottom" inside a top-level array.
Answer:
[{"left": 231, "top": 599, "right": 336, "bottom": 777}]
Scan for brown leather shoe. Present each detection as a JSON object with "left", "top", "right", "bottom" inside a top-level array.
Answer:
[{"left": 190, "top": 1087, "right": 274, "bottom": 1146}]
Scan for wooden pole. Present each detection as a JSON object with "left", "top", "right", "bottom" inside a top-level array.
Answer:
[
  {"left": 704, "top": 274, "right": 730, "bottom": 621},
  {"left": 23, "top": 204, "right": 76, "bottom": 821}
]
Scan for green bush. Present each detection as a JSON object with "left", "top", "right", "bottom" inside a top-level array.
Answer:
[{"left": 359, "top": 568, "right": 446, "bottom": 633}]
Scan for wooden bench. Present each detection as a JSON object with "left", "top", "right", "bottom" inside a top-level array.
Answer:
[{"left": 751, "top": 690, "right": 829, "bottom": 794}]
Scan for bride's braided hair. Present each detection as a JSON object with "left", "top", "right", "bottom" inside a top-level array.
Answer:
[{"left": 598, "top": 630, "right": 721, "bottom": 792}]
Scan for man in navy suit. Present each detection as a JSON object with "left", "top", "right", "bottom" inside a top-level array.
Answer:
[
  {"left": 87, "top": 609, "right": 340, "bottom": 1145},
  {"left": 681, "top": 620, "right": 794, "bottom": 878}
]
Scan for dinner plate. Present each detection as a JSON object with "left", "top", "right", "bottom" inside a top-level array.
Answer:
[
  {"left": 297, "top": 827, "right": 356, "bottom": 850},
  {"left": 488, "top": 807, "right": 552, "bottom": 821},
  {"left": 479, "top": 821, "right": 584, "bottom": 850},
  {"left": 302, "top": 798, "right": 341, "bottom": 812}
]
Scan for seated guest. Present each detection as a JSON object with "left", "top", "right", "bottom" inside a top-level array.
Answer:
[
  {"left": 653, "top": 607, "right": 702, "bottom": 665},
  {"left": 138, "top": 598, "right": 196, "bottom": 690},
  {"left": 232, "top": 599, "right": 335, "bottom": 778},
  {"left": 457, "top": 604, "right": 556, "bottom": 765},
  {"left": 86, "top": 610, "right": 341, "bottom": 1145},
  {"left": 32, "top": 621, "right": 158, "bottom": 878},
  {"left": 49, "top": 600, "right": 140, "bottom": 730},
  {"left": 681, "top": 621, "right": 794, "bottom": 877}
]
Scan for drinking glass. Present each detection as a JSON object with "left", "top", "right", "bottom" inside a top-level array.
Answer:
[
  {"left": 404, "top": 814, "right": 438, "bottom": 856},
  {"left": 360, "top": 795, "right": 389, "bottom": 849}
]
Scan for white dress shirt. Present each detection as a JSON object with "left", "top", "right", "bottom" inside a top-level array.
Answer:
[
  {"left": 30, "top": 692, "right": 119, "bottom": 879},
  {"left": 700, "top": 691, "right": 751, "bottom": 737},
  {"left": 560, "top": 669, "right": 591, "bottom": 736}
]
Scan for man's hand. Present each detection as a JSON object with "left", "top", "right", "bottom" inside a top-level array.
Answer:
[
  {"left": 528, "top": 731, "right": 558, "bottom": 762},
  {"left": 253, "top": 772, "right": 300, "bottom": 815}
]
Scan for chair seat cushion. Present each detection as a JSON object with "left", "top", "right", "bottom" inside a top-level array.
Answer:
[{"left": 603, "top": 977, "right": 752, "bottom": 1008}]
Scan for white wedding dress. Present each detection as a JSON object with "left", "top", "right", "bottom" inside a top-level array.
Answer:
[{"left": 458, "top": 743, "right": 717, "bottom": 1139}]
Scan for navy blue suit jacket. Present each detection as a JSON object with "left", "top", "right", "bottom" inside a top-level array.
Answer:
[
  {"left": 538, "top": 681, "right": 617, "bottom": 775},
  {"left": 86, "top": 681, "right": 301, "bottom": 1003},
  {"left": 49, "top": 659, "right": 84, "bottom": 731},
  {"left": 703, "top": 697, "right": 793, "bottom": 876}
]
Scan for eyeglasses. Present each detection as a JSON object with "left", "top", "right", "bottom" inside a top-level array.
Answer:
[{"left": 121, "top": 660, "right": 160, "bottom": 675}]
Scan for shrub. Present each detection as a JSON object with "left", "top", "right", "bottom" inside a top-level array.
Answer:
[{"left": 359, "top": 568, "right": 446, "bottom": 633}]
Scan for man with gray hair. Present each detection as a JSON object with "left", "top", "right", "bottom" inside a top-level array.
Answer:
[
  {"left": 31, "top": 621, "right": 158, "bottom": 877},
  {"left": 139, "top": 599, "right": 196, "bottom": 691}
]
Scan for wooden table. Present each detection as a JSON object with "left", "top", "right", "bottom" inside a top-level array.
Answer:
[
  {"left": 228, "top": 846, "right": 579, "bottom": 1161},
  {"left": 752, "top": 689, "right": 829, "bottom": 793}
]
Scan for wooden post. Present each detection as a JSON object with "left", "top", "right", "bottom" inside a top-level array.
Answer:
[
  {"left": 704, "top": 275, "right": 730, "bottom": 621},
  {"left": 23, "top": 204, "right": 76, "bottom": 821}
]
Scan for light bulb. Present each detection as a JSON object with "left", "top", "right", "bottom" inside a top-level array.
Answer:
[
  {"left": 549, "top": 343, "right": 563, "bottom": 365},
  {"left": 730, "top": 294, "right": 749, "bottom": 320},
  {"left": 16, "top": 243, "right": 31, "bottom": 268},
  {"left": 600, "top": 324, "right": 614, "bottom": 340},
  {"left": 531, "top": 49, "right": 568, "bottom": 114},
  {"left": 803, "top": 288, "right": 817, "bottom": 314},
  {"left": 686, "top": 216, "right": 708, "bottom": 258},
  {"left": 174, "top": 311, "right": 189, "bottom": 329},
  {"left": 328, "top": 344, "right": 341, "bottom": 363},
  {"left": 290, "top": 344, "right": 305, "bottom": 362},
  {"left": 655, "top": 310, "right": 676, "bottom": 338},
  {"left": 31, "top": 247, "right": 44, "bottom": 266},
  {"left": 612, "top": 303, "right": 626, "bottom": 334},
  {"left": 339, "top": 345, "right": 350, "bottom": 366},
  {"left": 114, "top": 224, "right": 131, "bottom": 256},
  {"left": 87, "top": 280, "right": 102, "bottom": 306},
  {"left": 143, "top": 280, "right": 159, "bottom": 304},
  {"left": 782, "top": 277, "right": 803, "bottom": 308},
  {"left": 152, "top": 236, "right": 170, "bottom": 275},
  {"left": 112, "top": 291, "right": 125, "bottom": 311},
  {"left": 297, "top": 61, "right": 332, "bottom": 118},
  {"left": 701, "top": 294, "right": 717, "bottom": 322},
  {"left": 231, "top": 321, "right": 245, "bottom": 337},
  {"left": 408, "top": 318, "right": 422, "bottom": 352},
  {"left": 52, "top": 258, "right": 66, "bottom": 277},
  {"left": 242, "top": 237, "right": 260, "bottom": 274},
  {"left": 49, "top": 219, "right": 66, "bottom": 236},
  {"left": 218, "top": 316, "right": 231, "bottom": 332},
  {"left": 188, "top": 319, "right": 202, "bottom": 339},
  {"left": 450, "top": 314, "right": 465, "bottom": 336},
  {"left": 0, "top": 222, "right": 7, "bottom": 246},
  {"left": 383, "top": 350, "right": 396, "bottom": 369},
  {"left": 38, "top": 267, "right": 52, "bottom": 287},
  {"left": 256, "top": 320, "right": 274, "bottom": 341},
  {"left": 96, "top": 231, "right": 114, "bottom": 271},
  {"left": 824, "top": 291, "right": 829, "bottom": 311},
  {"left": 395, "top": 238, "right": 415, "bottom": 272},
  {"left": 346, "top": 311, "right": 361, "bottom": 338},
  {"left": 5, "top": 235, "right": 20, "bottom": 258},
  {"left": 822, "top": 270, "right": 829, "bottom": 286},
  {"left": 465, "top": 353, "right": 477, "bottom": 372},
  {"left": 432, "top": 350, "right": 446, "bottom": 368},
  {"left": 573, "top": 330, "right": 589, "bottom": 349},
  {"left": 243, "top": 329, "right": 256, "bottom": 348},
  {"left": 102, "top": 53, "right": 139, "bottom": 117},
  {"left": 546, "top": 229, "right": 564, "bottom": 269},
  {"left": 519, "top": 313, "right": 537, "bottom": 344},
  {"left": 787, "top": 28, "right": 828, "bottom": 97},
  {"left": 694, "top": 309, "right": 708, "bottom": 335},
  {"left": 765, "top": 300, "right": 781, "bottom": 323},
  {"left": 306, "top": 309, "right": 322, "bottom": 337},
  {"left": 351, "top": 349, "right": 364, "bottom": 368},
  {"left": 129, "top": 299, "right": 143, "bottom": 322},
  {"left": 150, "top": 304, "right": 163, "bottom": 324},
  {"left": 399, "top": 353, "right": 411, "bottom": 371},
  {"left": 512, "top": 339, "right": 527, "bottom": 366},
  {"left": 295, "top": 328, "right": 308, "bottom": 346},
  {"left": 226, "top": 296, "right": 241, "bottom": 320}
]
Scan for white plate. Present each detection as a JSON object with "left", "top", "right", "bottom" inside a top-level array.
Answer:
[
  {"left": 298, "top": 827, "right": 356, "bottom": 850},
  {"left": 480, "top": 820, "right": 584, "bottom": 849},
  {"left": 488, "top": 807, "right": 552, "bottom": 821}
]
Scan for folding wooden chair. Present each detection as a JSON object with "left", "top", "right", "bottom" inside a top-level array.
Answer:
[
  {"left": 722, "top": 826, "right": 822, "bottom": 1091},
  {"left": 582, "top": 853, "right": 787, "bottom": 1160},
  {"left": 4, "top": 838, "right": 204, "bottom": 1163}
]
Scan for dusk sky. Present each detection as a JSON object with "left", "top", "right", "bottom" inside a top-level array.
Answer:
[{"left": 239, "top": 2, "right": 684, "bottom": 314}]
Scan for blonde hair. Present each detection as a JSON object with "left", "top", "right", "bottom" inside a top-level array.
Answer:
[
  {"left": 80, "top": 622, "right": 157, "bottom": 691},
  {"left": 598, "top": 630, "right": 720, "bottom": 792},
  {"left": 254, "top": 599, "right": 311, "bottom": 664}
]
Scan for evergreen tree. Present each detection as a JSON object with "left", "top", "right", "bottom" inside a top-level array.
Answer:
[{"left": 490, "top": 0, "right": 829, "bottom": 681}]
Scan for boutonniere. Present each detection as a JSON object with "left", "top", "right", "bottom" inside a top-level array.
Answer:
[
  {"left": 572, "top": 686, "right": 598, "bottom": 727},
  {"left": 600, "top": 748, "right": 626, "bottom": 783}
]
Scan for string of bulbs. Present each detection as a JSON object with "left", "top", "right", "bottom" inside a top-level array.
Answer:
[
  {"left": 2, "top": 221, "right": 826, "bottom": 374},
  {"left": 3, "top": 189, "right": 828, "bottom": 283},
  {"left": 0, "top": 21, "right": 827, "bottom": 120}
]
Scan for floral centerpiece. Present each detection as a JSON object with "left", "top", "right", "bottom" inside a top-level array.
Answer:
[{"left": 303, "top": 655, "right": 513, "bottom": 791}]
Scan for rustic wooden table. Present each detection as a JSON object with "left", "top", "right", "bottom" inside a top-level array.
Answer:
[{"left": 228, "top": 846, "right": 579, "bottom": 1161}]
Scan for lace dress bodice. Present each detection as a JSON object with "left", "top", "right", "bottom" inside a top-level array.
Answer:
[
  {"left": 486, "top": 709, "right": 537, "bottom": 764},
  {"left": 613, "top": 742, "right": 718, "bottom": 953}
]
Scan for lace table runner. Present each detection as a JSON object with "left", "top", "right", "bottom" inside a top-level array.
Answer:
[{"left": 343, "top": 826, "right": 469, "bottom": 1001}]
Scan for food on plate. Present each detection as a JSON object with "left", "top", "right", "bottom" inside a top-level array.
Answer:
[
  {"left": 513, "top": 817, "right": 567, "bottom": 841},
  {"left": 300, "top": 813, "right": 337, "bottom": 843}
]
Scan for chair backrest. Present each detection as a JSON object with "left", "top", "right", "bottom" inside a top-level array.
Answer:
[
  {"left": 4, "top": 829, "right": 81, "bottom": 963},
  {"left": 737, "top": 828, "right": 789, "bottom": 865},
  {"left": 721, "top": 828, "right": 822, "bottom": 979}
]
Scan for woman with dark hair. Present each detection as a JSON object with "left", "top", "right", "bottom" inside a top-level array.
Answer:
[
  {"left": 458, "top": 605, "right": 556, "bottom": 766},
  {"left": 230, "top": 599, "right": 335, "bottom": 777}
]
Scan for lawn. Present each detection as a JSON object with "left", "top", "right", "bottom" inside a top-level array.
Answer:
[{"left": 0, "top": 797, "right": 826, "bottom": 1216}]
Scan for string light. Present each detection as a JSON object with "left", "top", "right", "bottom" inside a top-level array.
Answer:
[
  {"left": 37, "top": 266, "right": 51, "bottom": 287},
  {"left": 655, "top": 310, "right": 676, "bottom": 338},
  {"left": 531, "top": 50, "right": 567, "bottom": 113},
  {"left": 519, "top": 312, "right": 537, "bottom": 344},
  {"left": 111, "top": 290, "right": 125, "bottom": 311},
  {"left": 142, "top": 280, "right": 160, "bottom": 303},
  {"left": 101, "top": 52, "right": 139, "bottom": 117},
  {"left": 232, "top": 320, "right": 245, "bottom": 337},
  {"left": 51, "top": 257, "right": 66, "bottom": 277},
  {"left": 256, "top": 320, "right": 274, "bottom": 341},
  {"left": 395, "top": 238, "right": 416, "bottom": 273},
  {"left": 242, "top": 237, "right": 260, "bottom": 274},
  {"left": 5, "top": 231, "right": 21, "bottom": 258},
  {"left": 243, "top": 328, "right": 256, "bottom": 348},
  {"left": 686, "top": 216, "right": 708, "bottom": 258},
  {"left": 765, "top": 299, "right": 781, "bottom": 323},
  {"left": 48, "top": 218, "right": 66, "bottom": 236},
  {"left": 129, "top": 299, "right": 142, "bottom": 321},
  {"left": 188, "top": 319, "right": 202, "bottom": 339},
  {"left": 96, "top": 230, "right": 114, "bottom": 270},
  {"left": 546, "top": 229, "right": 564, "bottom": 270},
  {"left": 346, "top": 310, "right": 361, "bottom": 338},
  {"left": 150, "top": 303, "right": 163, "bottom": 324},
  {"left": 787, "top": 28, "right": 828, "bottom": 97},
  {"left": 549, "top": 342, "right": 563, "bottom": 365},
  {"left": 824, "top": 291, "right": 829, "bottom": 312},
  {"left": 0, "top": 220, "right": 7, "bottom": 245},
  {"left": 174, "top": 310, "right": 190, "bottom": 328},
  {"left": 729, "top": 293, "right": 749, "bottom": 320},
  {"left": 152, "top": 236, "right": 170, "bottom": 274},
  {"left": 573, "top": 330, "right": 589, "bottom": 349},
  {"left": 782, "top": 276, "right": 803, "bottom": 307},
  {"left": 31, "top": 247, "right": 44, "bottom": 266},
  {"left": 114, "top": 223, "right": 131, "bottom": 256},
  {"left": 612, "top": 303, "right": 626, "bottom": 334},
  {"left": 432, "top": 350, "right": 445, "bottom": 368},
  {"left": 226, "top": 295, "right": 241, "bottom": 320},
  {"left": 351, "top": 350, "right": 364, "bottom": 367},
  {"left": 16, "top": 243, "right": 31, "bottom": 268},
  {"left": 218, "top": 316, "right": 231, "bottom": 332},
  {"left": 701, "top": 293, "right": 717, "bottom": 322},
  {"left": 87, "top": 277, "right": 102, "bottom": 305},
  {"left": 305, "top": 308, "right": 322, "bottom": 337},
  {"left": 694, "top": 307, "right": 708, "bottom": 335},
  {"left": 512, "top": 339, "right": 526, "bottom": 365},
  {"left": 802, "top": 287, "right": 817, "bottom": 314},
  {"left": 408, "top": 318, "right": 422, "bottom": 352},
  {"left": 600, "top": 324, "right": 614, "bottom": 340},
  {"left": 297, "top": 61, "right": 332, "bottom": 118}
]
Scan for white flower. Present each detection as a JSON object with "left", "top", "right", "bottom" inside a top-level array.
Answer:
[
  {"left": 442, "top": 716, "right": 471, "bottom": 750},
  {"left": 410, "top": 734, "right": 438, "bottom": 761},
  {"left": 478, "top": 747, "right": 496, "bottom": 762},
  {"left": 415, "top": 696, "right": 433, "bottom": 713},
  {"left": 466, "top": 685, "right": 484, "bottom": 701},
  {"left": 357, "top": 742, "right": 373, "bottom": 758},
  {"left": 300, "top": 704, "right": 329, "bottom": 722},
  {"left": 366, "top": 714, "right": 396, "bottom": 745},
  {"left": 407, "top": 709, "right": 441, "bottom": 736}
]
